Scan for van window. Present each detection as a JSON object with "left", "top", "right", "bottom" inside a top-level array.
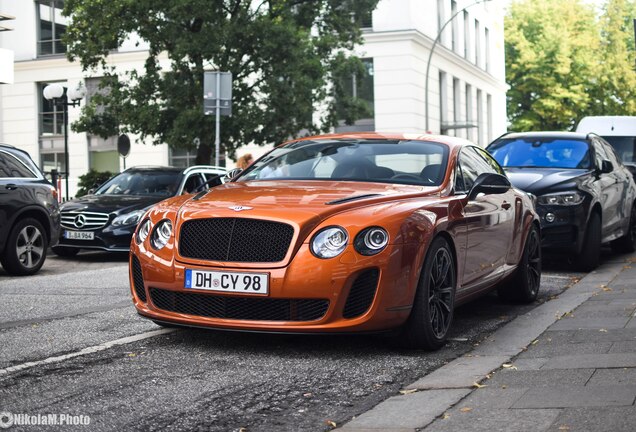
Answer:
[{"left": 602, "top": 136, "right": 636, "bottom": 164}]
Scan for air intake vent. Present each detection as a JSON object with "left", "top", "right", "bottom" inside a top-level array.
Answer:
[
  {"left": 131, "top": 255, "right": 146, "bottom": 302},
  {"left": 343, "top": 268, "right": 379, "bottom": 318}
]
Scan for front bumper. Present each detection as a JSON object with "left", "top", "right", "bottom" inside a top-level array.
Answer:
[
  {"left": 130, "top": 242, "right": 418, "bottom": 333},
  {"left": 57, "top": 224, "right": 136, "bottom": 252},
  {"left": 536, "top": 203, "right": 587, "bottom": 253}
]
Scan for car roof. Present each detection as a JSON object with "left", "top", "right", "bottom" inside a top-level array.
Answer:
[
  {"left": 494, "top": 131, "right": 591, "bottom": 141},
  {"left": 123, "top": 166, "right": 184, "bottom": 174},
  {"left": 284, "top": 132, "right": 472, "bottom": 150}
]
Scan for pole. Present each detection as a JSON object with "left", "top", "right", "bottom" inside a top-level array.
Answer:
[
  {"left": 215, "top": 73, "right": 221, "bottom": 167},
  {"left": 62, "top": 96, "right": 69, "bottom": 201},
  {"left": 425, "top": 0, "right": 491, "bottom": 132}
]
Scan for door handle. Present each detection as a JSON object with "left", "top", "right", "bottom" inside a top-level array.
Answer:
[
  {"left": 502, "top": 201, "right": 512, "bottom": 210},
  {"left": 4, "top": 184, "right": 18, "bottom": 191}
]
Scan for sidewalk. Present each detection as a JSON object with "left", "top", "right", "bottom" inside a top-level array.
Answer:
[{"left": 340, "top": 254, "right": 636, "bottom": 432}]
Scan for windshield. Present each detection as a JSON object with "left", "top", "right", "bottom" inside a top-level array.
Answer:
[
  {"left": 237, "top": 139, "right": 450, "bottom": 186},
  {"left": 602, "top": 136, "right": 636, "bottom": 163},
  {"left": 95, "top": 171, "right": 181, "bottom": 196},
  {"left": 489, "top": 138, "right": 591, "bottom": 169}
]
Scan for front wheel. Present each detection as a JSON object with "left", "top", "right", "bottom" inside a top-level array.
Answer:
[
  {"left": 397, "top": 237, "right": 456, "bottom": 350},
  {"left": 611, "top": 202, "right": 636, "bottom": 254},
  {"left": 0, "top": 218, "right": 48, "bottom": 276},
  {"left": 498, "top": 225, "right": 541, "bottom": 303},
  {"left": 576, "top": 212, "right": 601, "bottom": 272}
]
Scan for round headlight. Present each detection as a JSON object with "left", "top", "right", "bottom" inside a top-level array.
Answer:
[
  {"left": 150, "top": 219, "right": 173, "bottom": 250},
  {"left": 310, "top": 226, "right": 348, "bottom": 259},
  {"left": 136, "top": 219, "right": 151, "bottom": 244},
  {"left": 354, "top": 227, "right": 389, "bottom": 256}
]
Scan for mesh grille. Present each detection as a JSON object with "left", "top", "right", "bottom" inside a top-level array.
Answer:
[
  {"left": 179, "top": 218, "right": 294, "bottom": 262},
  {"left": 149, "top": 288, "right": 329, "bottom": 322},
  {"left": 343, "top": 268, "right": 380, "bottom": 319},
  {"left": 131, "top": 255, "right": 147, "bottom": 302}
]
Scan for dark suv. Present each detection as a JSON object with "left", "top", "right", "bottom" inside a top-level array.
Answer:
[
  {"left": 0, "top": 144, "right": 61, "bottom": 275},
  {"left": 488, "top": 132, "right": 636, "bottom": 270},
  {"left": 54, "top": 165, "right": 225, "bottom": 256}
]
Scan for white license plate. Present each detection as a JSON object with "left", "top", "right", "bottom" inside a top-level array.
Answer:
[
  {"left": 65, "top": 230, "right": 94, "bottom": 240},
  {"left": 184, "top": 269, "right": 269, "bottom": 294}
]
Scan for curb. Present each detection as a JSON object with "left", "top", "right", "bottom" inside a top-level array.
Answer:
[{"left": 338, "top": 258, "right": 627, "bottom": 431}]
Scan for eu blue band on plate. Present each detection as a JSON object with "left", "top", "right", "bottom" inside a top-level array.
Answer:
[{"left": 184, "top": 269, "right": 192, "bottom": 288}]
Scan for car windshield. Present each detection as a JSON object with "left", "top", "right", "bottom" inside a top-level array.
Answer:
[
  {"left": 602, "top": 136, "right": 636, "bottom": 163},
  {"left": 237, "top": 139, "right": 450, "bottom": 186},
  {"left": 489, "top": 138, "right": 592, "bottom": 169},
  {"left": 95, "top": 171, "right": 181, "bottom": 196}
]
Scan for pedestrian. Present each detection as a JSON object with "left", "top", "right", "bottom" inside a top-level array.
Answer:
[{"left": 236, "top": 153, "right": 254, "bottom": 170}]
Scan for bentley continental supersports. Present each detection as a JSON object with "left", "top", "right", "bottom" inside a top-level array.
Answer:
[{"left": 130, "top": 133, "right": 541, "bottom": 350}]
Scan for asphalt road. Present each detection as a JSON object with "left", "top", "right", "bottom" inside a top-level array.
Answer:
[{"left": 0, "top": 250, "right": 606, "bottom": 431}]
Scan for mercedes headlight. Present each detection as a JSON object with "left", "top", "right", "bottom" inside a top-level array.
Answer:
[
  {"left": 537, "top": 192, "right": 585, "bottom": 206},
  {"left": 354, "top": 227, "right": 389, "bottom": 256},
  {"left": 150, "top": 219, "right": 173, "bottom": 250},
  {"left": 136, "top": 219, "right": 151, "bottom": 244},
  {"left": 112, "top": 209, "right": 145, "bottom": 227},
  {"left": 310, "top": 226, "right": 348, "bottom": 258}
]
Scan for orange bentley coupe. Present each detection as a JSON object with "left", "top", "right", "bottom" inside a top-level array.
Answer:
[{"left": 130, "top": 133, "right": 541, "bottom": 350}]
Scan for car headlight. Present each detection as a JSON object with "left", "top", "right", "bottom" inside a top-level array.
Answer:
[
  {"left": 310, "top": 226, "right": 348, "bottom": 259},
  {"left": 136, "top": 219, "right": 151, "bottom": 244},
  {"left": 537, "top": 192, "right": 585, "bottom": 206},
  {"left": 354, "top": 227, "right": 389, "bottom": 256},
  {"left": 112, "top": 210, "right": 145, "bottom": 227},
  {"left": 150, "top": 219, "right": 173, "bottom": 250}
]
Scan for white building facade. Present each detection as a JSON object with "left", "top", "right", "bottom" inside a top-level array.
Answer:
[{"left": 0, "top": 0, "right": 507, "bottom": 199}]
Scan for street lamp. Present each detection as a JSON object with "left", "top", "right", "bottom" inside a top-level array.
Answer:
[
  {"left": 43, "top": 82, "right": 86, "bottom": 201},
  {"left": 425, "top": 0, "right": 492, "bottom": 133}
]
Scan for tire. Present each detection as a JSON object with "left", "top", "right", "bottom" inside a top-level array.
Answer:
[
  {"left": 611, "top": 202, "right": 636, "bottom": 254},
  {"left": 0, "top": 218, "right": 48, "bottom": 276},
  {"left": 576, "top": 212, "right": 601, "bottom": 272},
  {"left": 498, "top": 225, "right": 541, "bottom": 303},
  {"left": 52, "top": 245, "right": 80, "bottom": 257},
  {"left": 397, "top": 237, "right": 456, "bottom": 350}
]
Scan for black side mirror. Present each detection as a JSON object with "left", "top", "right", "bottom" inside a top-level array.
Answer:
[
  {"left": 599, "top": 160, "right": 613, "bottom": 174},
  {"left": 468, "top": 173, "right": 511, "bottom": 200},
  {"left": 224, "top": 168, "right": 243, "bottom": 182}
]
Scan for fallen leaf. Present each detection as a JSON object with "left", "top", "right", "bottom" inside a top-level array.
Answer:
[
  {"left": 502, "top": 364, "right": 518, "bottom": 370},
  {"left": 531, "top": 339, "right": 539, "bottom": 345},
  {"left": 501, "top": 385, "right": 507, "bottom": 389},
  {"left": 558, "top": 425, "right": 570, "bottom": 431},
  {"left": 599, "top": 328, "right": 608, "bottom": 333},
  {"left": 441, "top": 413, "right": 451, "bottom": 420},
  {"left": 239, "top": 428, "right": 248, "bottom": 432},
  {"left": 602, "top": 286, "right": 612, "bottom": 292},
  {"left": 303, "top": 393, "right": 313, "bottom": 398},
  {"left": 399, "top": 389, "right": 418, "bottom": 395},
  {"left": 325, "top": 420, "right": 337, "bottom": 428},
  {"left": 472, "top": 382, "right": 487, "bottom": 389},
  {"left": 460, "top": 407, "right": 473, "bottom": 413},
  {"left": 128, "top": 353, "right": 137, "bottom": 357}
]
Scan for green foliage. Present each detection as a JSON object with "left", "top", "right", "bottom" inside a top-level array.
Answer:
[
  {"left": 76, "top": 169, "right": 113, "bottom": 197},
  {"left": 505, "top": 0, "right": 636, "bottom": 131},
  {"left": 63, "top": 0, "right": 379, "bottom": 163}
]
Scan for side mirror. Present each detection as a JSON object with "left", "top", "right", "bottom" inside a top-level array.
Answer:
[
  {"left": 599, "top": 160, "right": 613, "bottom": 174},
  {"left": 468, "top": 173, "right": 511, "bottom": 200},
  {"left": 223, "top": 168, "right": 243, "bottom": 182},
  {"left": 87, "top": 188, "right": 95, "bottom": 195}
]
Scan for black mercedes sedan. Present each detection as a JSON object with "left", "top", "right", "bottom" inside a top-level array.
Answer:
[
  {"left": 488, "top": 132, "right": 636, "bottom": 271},
  {"left": 54, "top": 165, "right": 225, "bottom": 256}
]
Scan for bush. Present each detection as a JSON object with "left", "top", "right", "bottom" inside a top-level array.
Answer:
[{"left": 76, "top": 169, "right": 114, "bottom": 197}]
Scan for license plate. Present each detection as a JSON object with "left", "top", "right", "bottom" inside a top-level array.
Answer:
[
  {"left": 65, "top": 230, "right": 94, "bottom": 240},
  {"left": 184, "top": 269, "right": 269, "bottom": 294}
]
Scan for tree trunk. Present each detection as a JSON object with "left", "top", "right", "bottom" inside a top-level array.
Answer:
[{"left": 195, "top": 141, "right": 213, "bottom": 165}]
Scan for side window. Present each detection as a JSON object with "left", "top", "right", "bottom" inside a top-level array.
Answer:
[
  {"left": 457, "top": 148, "right": 483, "bottom": 192},
  {"left": 183, "top": 173, "right": 205, "bottom": 194},
  {"left": 593, "top": 139, "right": 610, "bottom": 169},
  {"left": 0, "top": 151, "right": 38, "bottom": 179},
  {"left": 455, "top": 159, "right": 467, "bottom": 193},
  {"left": 602, "top": 141, "right": 620, "bottom": 165},
  {"left": 475, "top": 147, "right": 505, "bottom": 175}
]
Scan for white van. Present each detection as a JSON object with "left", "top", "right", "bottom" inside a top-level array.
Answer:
[{"left": 576, "top": 116, "right": 636, "bottom": 163}]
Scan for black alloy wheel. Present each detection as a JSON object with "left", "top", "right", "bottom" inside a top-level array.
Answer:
[
  {"left": 498, "top": 225, "right": 541, "bottom": 303},
  {"left": 611, "top": 202, "right": 636, "bottom": 254},
  {"left": 1, "top": 218, "right": 48, "bottom": 276}
]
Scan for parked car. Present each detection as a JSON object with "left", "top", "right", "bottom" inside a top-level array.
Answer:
[
  {"left": 576, "top": 116, "right": 636, "bottom": 165},
  {"left": 130, "top": 133, "right": 541, "bottom": 350},
  {"left": 0, "top": 144, "right": 60, "bottom": 275},
  {"left": 54, "top": 165, "right": 226, "bottom": 256},
  {"left": 488, "top": 132, "right": 636, "bottom": 271}
]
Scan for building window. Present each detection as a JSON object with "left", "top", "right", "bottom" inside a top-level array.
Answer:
[
  {"left": 476, "top": 89, "right": 483, "bottom": 146},
  {"left": 485, "top": 27, "right": 491, "bottom": 73},
  {"left": 37, "top": 1, "right": 67, "bottom": 56},
  {"left": 334, "top": 58, "right": 375, "bottom": 133},
  {"left": 451, "top": 1, "right": 458, "bottom": 52},
  {"left": 357, "top": 9, "right": 373, "bottom": 29},
  {"left": 39, "top": 82, "right": 64, "bottom": 136},
  {"left": 453, "top": 77, "right": 461, "bottom": 137},
  {"left": 465, "top": 84, "right": 473, "bottom": 142},
  {"left": 438, "top": 71, "right": 448, "bottom": 134},
  {"left": 487, "top": 93, "right": 493, "bottom": 143},
  {"left": 463, "top": 11, "right": 470, "bottom": 60},
  {"left": 474, "top": 19, "right": 481, "bottom": 67}
]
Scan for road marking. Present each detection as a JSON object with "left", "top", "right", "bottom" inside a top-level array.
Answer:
[{"left": 0, "top": 328, "right": 176, "bottom": 377}]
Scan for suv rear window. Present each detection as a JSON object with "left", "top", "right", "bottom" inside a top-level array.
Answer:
[{"left": 0, "top": 150, "right": 39, "bottom": 179}]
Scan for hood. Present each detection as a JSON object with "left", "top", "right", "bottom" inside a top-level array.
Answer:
[
  {"left": 504, "top": 168, "right": 590, "bottom": 194},
  {"left": 60, "top": 194, "right": 165, "bottom": 215}
]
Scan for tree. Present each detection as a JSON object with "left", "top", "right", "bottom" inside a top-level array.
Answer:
[
  {"left": 505, "top": 0, "right": 601, "bottom": 131},
  {"left": 63, "top": 0, "right": 378, "bottom": 163}
]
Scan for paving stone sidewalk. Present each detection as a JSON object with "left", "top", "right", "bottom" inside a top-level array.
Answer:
[{"left": 341, "top": 254, "right": 636, "bottom": 432}]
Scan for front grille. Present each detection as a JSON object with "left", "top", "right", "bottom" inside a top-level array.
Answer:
[
  {"left": 149, "top": 288, "right": 329, "bottom": 322},
  {"left": 179, "top": 218, "right": 294, "bottom": 262},
  {"left": 131, "top": 255, "right": 147, "bottom": 302},
  {"left": 61, "top": 210, "right": 110, "bottom": 230},
  {"left": 343, "top": 269, "right": 380, "bottom": 319}
]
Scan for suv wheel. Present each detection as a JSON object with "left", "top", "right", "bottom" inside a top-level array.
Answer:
[
  {"left": 1, "top": 218, "right": 48, "bottom": 276},
  {"left": 576, "top": 212, "right": 601, "bottom": 272},
  {"left": 611, "top": 202, "right": 636, "bottom": 254}
]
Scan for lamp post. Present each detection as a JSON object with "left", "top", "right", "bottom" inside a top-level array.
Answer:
[
  {"left": 43, "top": 82, "right": 86, "bottom": 201},
  {"left": 425, "top": 0, "right": 492, "bottom": 133}
]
